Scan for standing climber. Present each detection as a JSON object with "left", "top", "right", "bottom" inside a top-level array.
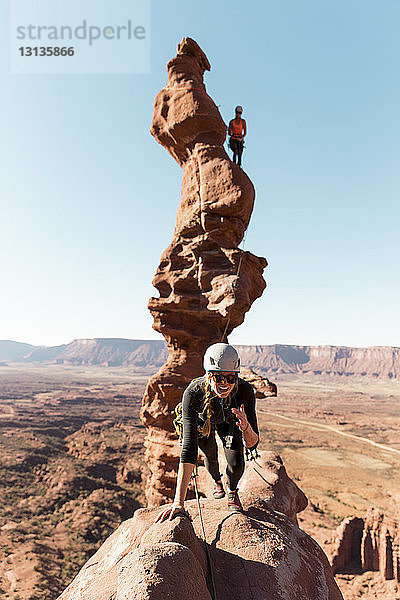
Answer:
[
  {"left": 155, "top": 343, "right": 259, "bottom": 521},
  {"left": 228, "top": 106, "right": 247, "bottom": 167}
]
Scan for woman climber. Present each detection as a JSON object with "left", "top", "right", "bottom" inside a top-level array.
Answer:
[
  {"left": 155, "top": 343, "right": 259, "bottom": 521},
  {"left": 228, "top": 105, "right": 247, "bottom": 167}
]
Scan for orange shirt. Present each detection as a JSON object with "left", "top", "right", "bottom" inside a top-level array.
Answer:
[{"left": 230, "top": 118, "right": 244, "bottom": 138}]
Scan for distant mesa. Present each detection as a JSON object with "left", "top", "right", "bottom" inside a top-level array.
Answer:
[
  {"left": 0, "top": 339, "right": 37, "bottom": 361},
  {"left": 1, "top": 338, "right": 399, "bottom": 379},
  {"left": 0, "top": 338, "right": 167, "bottom": 368}
]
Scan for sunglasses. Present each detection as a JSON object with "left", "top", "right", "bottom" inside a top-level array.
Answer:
[{"left": 210, "top": 373, "right": 237, "bottom": 384}]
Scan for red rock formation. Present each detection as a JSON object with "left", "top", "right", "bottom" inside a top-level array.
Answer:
[
  {"left": 140, "top": 37, "right": 267, "bottom": 506},
  {"left": 331, "top": 507, "right": 400, "bottom": 587},
  {"left": 57, "top": 453, "right": 343, "bottom": 600},
  {"left": 362, "top": 508, "right": 400, "bottom": 582},
  {"left": 331, "top": 517, "right": 364, "bottom": 574},
  {"left": 240, "top": 366, "right": 277, "bottom": 398}
]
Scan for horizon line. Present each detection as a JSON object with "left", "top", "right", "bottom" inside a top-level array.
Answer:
[{"left": 1, "top": 338, "right": 399, "bottom": 351}]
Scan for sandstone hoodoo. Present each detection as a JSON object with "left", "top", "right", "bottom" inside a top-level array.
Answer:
[
  {"left": 140, "top": 37, "right": 267, "bottom": 506},
  {"left": 331, "top": 507, "right": 400, "bottom": 584},
  {"left": 57, "top": 453, "right": 343, "bottom": 600}
]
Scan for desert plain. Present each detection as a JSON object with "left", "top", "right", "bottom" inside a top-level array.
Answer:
[{"left": 0, "top": 365, "right": 399, "bottom": 599}]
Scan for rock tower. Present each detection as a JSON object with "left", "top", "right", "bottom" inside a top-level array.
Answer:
[{"left": 140, "top": 37, "right": 267, "bottom": 506}]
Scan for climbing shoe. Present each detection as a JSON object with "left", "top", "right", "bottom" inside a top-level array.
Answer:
[
  {"left": 228, "top": 489, "right": 243, "bottom": 512},
  {"left": 213, "top": 481, "right": 225, "bottom": 499}
]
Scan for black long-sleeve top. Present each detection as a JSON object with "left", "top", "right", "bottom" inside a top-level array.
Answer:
[{"left": 180, "top": 375, "right": 259, "bottom": 465}]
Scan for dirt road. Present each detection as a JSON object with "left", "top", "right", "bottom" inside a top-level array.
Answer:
[{"left": 258, "top": 409, "right": 400, "bottom": 457}]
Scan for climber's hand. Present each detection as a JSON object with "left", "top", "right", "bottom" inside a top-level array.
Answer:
[
  {"left": 154, "top": 504, "right": 187, "bottom": 523},
  {"left": 232, "top": 404, "right": 248, "bottom": 431}
]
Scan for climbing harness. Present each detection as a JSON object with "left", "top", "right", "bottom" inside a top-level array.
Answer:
[
  {"left": 192, "top": 462, "right": 218, "bottom": 600},
  {"left": 226, "top": 138, "right": 245, "bottom": 163}
]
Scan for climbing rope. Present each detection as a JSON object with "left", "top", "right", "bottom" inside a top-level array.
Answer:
[
  {"left": 192, "top": 121, "right": 250, "bottom": 345},
  {"left": 251, "top": 462, "right": 271, "bottom": 486},
  {"left": 192, "top": 463, "right": 218, "bottom": 600},
  {"left": 175, "top": 122, "right": 259, "bottom": 600}
]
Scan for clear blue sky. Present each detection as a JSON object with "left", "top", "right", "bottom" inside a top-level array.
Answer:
[{"left": 1, "top": 1, "right": 399, "bottom": 347}]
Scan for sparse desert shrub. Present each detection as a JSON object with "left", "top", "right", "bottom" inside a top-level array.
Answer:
[
  {"left": 326, "top": 489, "right": 338, "bottom": 499},
  {"left": 1, "top": 544, "right": 12, "bottom": 556}
]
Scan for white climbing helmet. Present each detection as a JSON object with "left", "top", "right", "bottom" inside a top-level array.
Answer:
[{"left": 203, "top": 343, "right": 241, "bottom": 372}]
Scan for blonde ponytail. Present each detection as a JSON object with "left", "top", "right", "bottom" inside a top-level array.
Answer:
[{"left": 201, "top": 377, "right": 214, "bottom": 437}]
